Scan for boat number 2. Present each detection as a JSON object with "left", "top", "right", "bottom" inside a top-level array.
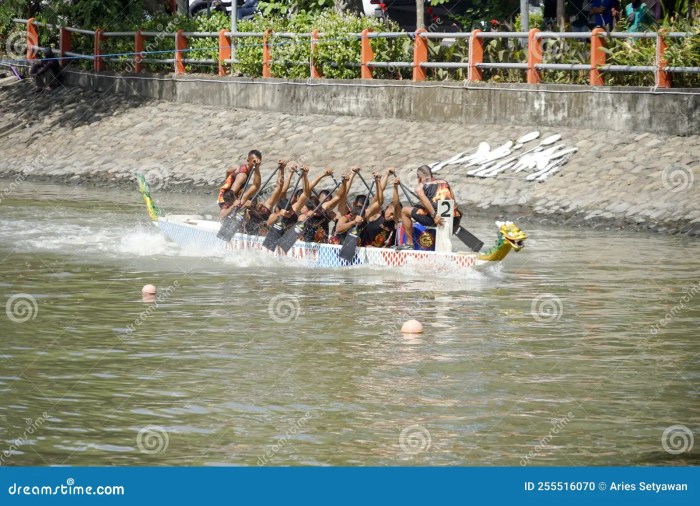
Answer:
[{"left": 438, "top": 200, "right": 454, "bottom": 218}]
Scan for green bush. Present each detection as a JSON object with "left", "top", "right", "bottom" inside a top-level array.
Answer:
[
  {"left": 235, "top": 11, "right": 410, "bottom": 80},
  {"left": 3, "top": 9, "right": 698, "bottom": 88}
]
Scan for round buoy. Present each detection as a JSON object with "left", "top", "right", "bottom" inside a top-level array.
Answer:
[
  {"left": 142, "top": 284, "right": 157, "bottom": 294},
  {"left": 401, "top": 319, "right": 424, "bottom": 334}
]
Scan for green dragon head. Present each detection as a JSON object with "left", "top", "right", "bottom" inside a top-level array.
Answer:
[
  {"left": 477, "top": 221, "right": 528, "bottom": 262},
  {"left": 497, "top": 221, "right": 527, "bottom": 252}
]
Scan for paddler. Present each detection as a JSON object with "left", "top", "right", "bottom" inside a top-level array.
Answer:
[
  {"left": 265, "top": 165, "right": 311, "bottom": 233},
  {"left": 331, "top": 171, "right": 382, "bottom": 245},
  {"left": 297, "top": 171, "right": 350, "bottom": 243},
  {"left": 218, "top": 149, "right": 262, "bottom": 218},
  {"left": 359, "top": 169, "right": 401, "bottom": 248},
  {"left": 244, "top": 160, "right": 292, "bottom": 236},
  {"left": 397, "top": 164, "right": 462, "bottom": 250}
]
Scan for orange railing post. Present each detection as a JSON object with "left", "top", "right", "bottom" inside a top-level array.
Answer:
[
  {"left": 310, "top": 29, "right": 321, "bottom": 79},
  {"left": 361, "top": 29, "right": 374, "bottom": 79},
  {"left": 134, "top": 30, "right": 144, "bottom": 73},
  {"left": 468, "top": 29, "right": 483, "bottom": 82},
  {"left": 93, "top": 29, "right": 105, "bottom": 72},
  {"left": 656, "top": 31, "right": 671, "bottom": 88},
  {"left": 413, "top": 28, "right": 428, "bottom": 81},
  {"left": 262, "top": 29, "right": 272, "bottom": 78},
  {"left": 175, "top": 29, "right": 187, "bottom": 74},
  {"left": 59, "top": 26, "right": 71, "bottom": 67},
  {"left": 526, "top": 28, "right": 541, "bottom": 84},
  {"left": 26, "top": 18, "right": 39, "bottom": 60},
  {"left": 590, "top": 27, "right": 606, "bottom": 86},
  {"left": 218, "top": 29, "right": 231, "bottom": 76}
]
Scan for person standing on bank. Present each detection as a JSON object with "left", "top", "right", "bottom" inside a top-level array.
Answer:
[
  {"left": 590, "top": 0, "right": 618, "bottom": 30},
  {"left": 398, "top": 165, "right": 461, "bottom": 250}
]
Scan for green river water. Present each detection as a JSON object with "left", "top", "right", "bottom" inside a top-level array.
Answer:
[{"left": 0, "top": 181, "right": 698, "bottom": 466}]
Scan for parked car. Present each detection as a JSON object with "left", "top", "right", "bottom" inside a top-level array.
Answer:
[
  {"left": 189, "top": 0, "right": 259, "bottom": 18},
  {"left": 362, "top": 0, "right": 471, "bottom": 32}
]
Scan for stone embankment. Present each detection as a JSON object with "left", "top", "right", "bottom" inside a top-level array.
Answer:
[{"left": 0, "top": 78, "right": 698, "bottom": 236}]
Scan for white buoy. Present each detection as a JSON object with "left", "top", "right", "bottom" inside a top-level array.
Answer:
[
  {"left": 401, "top": 319, "right": 424, "bottom": 334},
  {"left": 142, "top": 284, "right": 157, "bottom": 294}
]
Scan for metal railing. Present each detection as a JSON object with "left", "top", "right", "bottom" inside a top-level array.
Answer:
[{"left": 8, "top": 17, "right": 699, "bottom": 88}]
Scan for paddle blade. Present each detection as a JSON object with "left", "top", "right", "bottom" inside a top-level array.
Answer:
[
  {"left": 262, "top": 221, "right": 284, "bottom": 251},
  {"left": 216, "top": 212, "right": 245, "bottom": 242},
  {"left": 454, "top": 226, "right": 484, "bottom": 252},
  {"left": 277, "top": 224, "right": 303, "bottom": 254},
  {"left": 338, "top": 228, "right": 360, "bottom": 262},
  {"left": 516, "top": 131, "right": 540, "bottom": 144}
]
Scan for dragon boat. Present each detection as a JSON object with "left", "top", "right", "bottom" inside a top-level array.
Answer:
[{"left": 136, "top": 174, "right": 528, "bottom": 270}]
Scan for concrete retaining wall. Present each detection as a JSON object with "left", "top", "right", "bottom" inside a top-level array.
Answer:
[{"left": 64, "top": 71, "right": 700, "bottom": 136}]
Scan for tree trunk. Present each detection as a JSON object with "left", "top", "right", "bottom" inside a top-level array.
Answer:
[
  {"left": 176, "top": 0, "right": 189, "bottom": 15},
  {"left": 416, "top": 0, "right": 425, "bottom": 30},
  {"left": 556, "top": 0, "right": 565, "bottom": 30},
  {"left": 337, "top": 0, "right": 364, "bottom": 15}
]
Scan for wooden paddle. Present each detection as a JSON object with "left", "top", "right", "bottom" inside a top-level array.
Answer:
[
  {"left": 217, "top": 164, "right": 280, "bottom": 242},
  {"left": 277, "top": 179, "right": 344, "bottom": 254},
  {"left": 338, "top": 179, "right": 377, "bottom": 262},
  {"left": 262, "top": 171, "right": 303, "bottom": 251}
]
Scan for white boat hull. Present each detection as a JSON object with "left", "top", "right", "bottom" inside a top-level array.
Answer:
[{"left": 155, "top": 216, "right": 487, "bottom": 270}]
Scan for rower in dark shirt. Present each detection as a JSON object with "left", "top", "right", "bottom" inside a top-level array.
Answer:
[
  {"left": 398, "top": 165, "right": 461, "bottom": 250},
  {"left": 359, "top": 169, "right": 401, "bottom": 248}
]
